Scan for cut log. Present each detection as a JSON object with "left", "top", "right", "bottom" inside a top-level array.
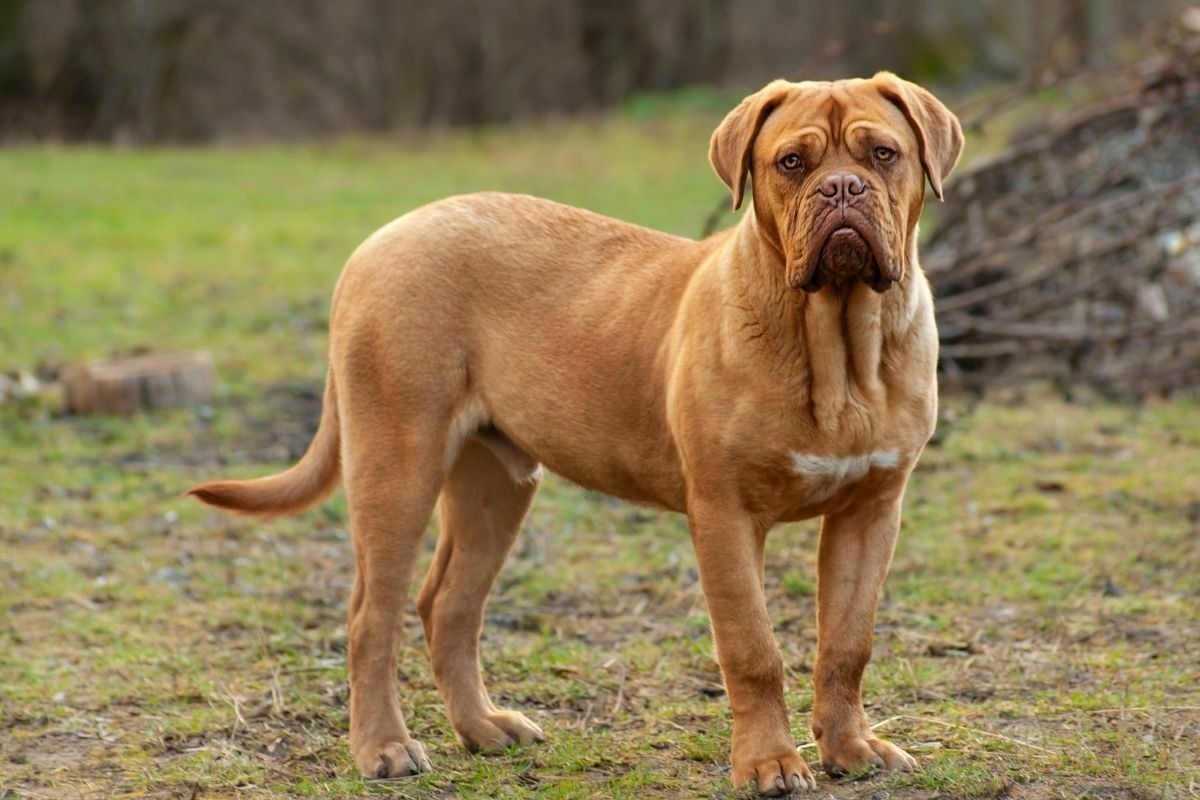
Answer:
[{"left": 62, "top": 351, "right": 215, "bottom": 416}]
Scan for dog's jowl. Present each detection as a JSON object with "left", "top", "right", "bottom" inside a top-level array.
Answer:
[{"left": 190, "top": 72, "right": 962, "bottom": 795}]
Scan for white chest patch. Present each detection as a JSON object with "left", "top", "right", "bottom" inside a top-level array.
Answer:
[{"left": 788, "top": 449, "right": 901, "bottom": 501}]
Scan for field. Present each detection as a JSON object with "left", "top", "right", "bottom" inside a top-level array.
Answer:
[{"left": 2, "top": 99, "right": 1199, "bottom": 799}]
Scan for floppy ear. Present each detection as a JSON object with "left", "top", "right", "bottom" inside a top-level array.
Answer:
[
  {"left": 873, "top": 72, "right": 963, "bottom": 202},
  {"left": 709, "top": 80, "right": 792, "bottom": 211}
]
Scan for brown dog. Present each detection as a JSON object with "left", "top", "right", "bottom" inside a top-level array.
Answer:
[{"left": 189, "top": 72, "right": 961, "bottom": 795}]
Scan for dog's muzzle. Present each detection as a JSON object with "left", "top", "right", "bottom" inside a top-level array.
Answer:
[
  {"left": 793, "top": 216, "right": 897, "bottom": 293},
  {"left": 818, "top": 227, "right": 875, "bottom": 282}
]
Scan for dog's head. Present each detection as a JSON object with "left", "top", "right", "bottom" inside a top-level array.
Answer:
[{"left": 709, "top": 73, "right": 962, "bottom": 292}]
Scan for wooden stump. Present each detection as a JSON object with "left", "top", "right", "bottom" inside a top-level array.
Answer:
[{"left": 62, "top": 351, "right": 215, "bottom": 416}]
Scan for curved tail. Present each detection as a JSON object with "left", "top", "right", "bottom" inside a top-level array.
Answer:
[{"left": 187, "top": 372, "right": 341, "bottom": 518}]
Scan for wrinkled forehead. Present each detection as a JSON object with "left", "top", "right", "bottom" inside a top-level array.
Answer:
[{"left": 757, "top": 80, "right": 911, "bottom": 149}]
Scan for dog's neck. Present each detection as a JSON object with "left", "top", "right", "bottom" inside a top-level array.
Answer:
[{"left": 723, "top": 212, "right": 931, "bottom": 431}]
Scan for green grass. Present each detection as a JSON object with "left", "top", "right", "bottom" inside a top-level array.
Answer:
[{"left": 2, "top": 103, "right": 1199, "bottom": 799}]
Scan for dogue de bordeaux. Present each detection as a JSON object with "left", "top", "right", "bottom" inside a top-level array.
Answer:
[{"left": 189, "top": 72, "right": 962, "bottom": 795}]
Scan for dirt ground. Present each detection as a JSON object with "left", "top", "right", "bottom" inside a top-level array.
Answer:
[{"left": 2, "top": 384, "right": 1198, "bottom": 799}]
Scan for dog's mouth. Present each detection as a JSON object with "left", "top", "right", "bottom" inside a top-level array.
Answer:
[
  {"left": 819, "top": 226, "right": 874, "bottom": 279},
  {"left": 789, "top": 212, "right": 899, "bottom": 293}
]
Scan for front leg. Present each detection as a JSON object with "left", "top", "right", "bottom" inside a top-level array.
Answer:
[
  {"left": 688, "top": 500, "right": 816, "bottom": 795},
  {"left": 812, "top": 492, "right": 917, "bottom": 777}
]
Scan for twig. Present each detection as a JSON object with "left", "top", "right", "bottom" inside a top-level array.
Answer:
[
  {"left": 223, "top": 685, "right": 247, "bottom": 738},
  {"left": 1082, "top": 706, "right": 1200, "bottom": 714},
  {"left": 576, "top": 700, "right": 594, "bottom": 731},
  {"left": 886, "top": 714, "right": 1060, "bottom": 756},
  {"left": 797, "top": 715, "right": 902, "bottom": 750},
  {"left": 612, "top": 664, "right": 627, "bottom": 715},
  {"left": 254, "top": 615, "right": 285, "bottom": 715}
]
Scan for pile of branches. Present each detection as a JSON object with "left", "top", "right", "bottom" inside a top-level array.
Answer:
[{"left": 926, "top": 15, "right": 1200, "bottom": 397}]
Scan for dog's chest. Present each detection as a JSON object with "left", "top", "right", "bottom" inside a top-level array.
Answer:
[
  {"left": 785, "top": 448, "right": 900, "bottom": 504},
  {"left": 736, "top": 387, "right": 929, "bottom": 517}
]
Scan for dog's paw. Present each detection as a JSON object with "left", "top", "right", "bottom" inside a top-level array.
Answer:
[
  {"left": 818, "top": 734, "right": 915, "bottom": 778},
  {"left": 732, "top": 748, "right": 817, "bottom": 796},
  {"left": 455, "top": 709, "right": 546, "bottom": 753},
  {"left": 354, "top": 738, "right": 432, "bottom": 779}
]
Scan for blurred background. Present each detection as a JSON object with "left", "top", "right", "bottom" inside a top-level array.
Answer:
[
  {"left": 2, "top": 3, "right": 1198, "bottom": 799},
  {"left": 0, "top": 0, "right": 1187, "bottom": 142}
]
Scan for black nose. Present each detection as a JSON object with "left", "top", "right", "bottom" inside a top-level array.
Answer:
[{"left": 818, "top": 173, "right": 866, "bottom": 204}]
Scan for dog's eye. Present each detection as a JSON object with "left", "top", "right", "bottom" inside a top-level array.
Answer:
[
  {"left": 779, "top": 153, "right": 803, "bottom": 172},
  {"left": 873, "top": 146, "right": 897, "bottom": 163}
]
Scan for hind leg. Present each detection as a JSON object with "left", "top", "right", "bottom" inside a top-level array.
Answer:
[
  {"left": 417, "top": 438, "right": 545, "bottom": 752},
  {"left": 342, "top": 409, "right": 448, "bottom": 778}
]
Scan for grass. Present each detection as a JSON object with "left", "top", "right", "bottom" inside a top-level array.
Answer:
[{"left": 2, "top": 99, "right": 1199, "bottom": 799}]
